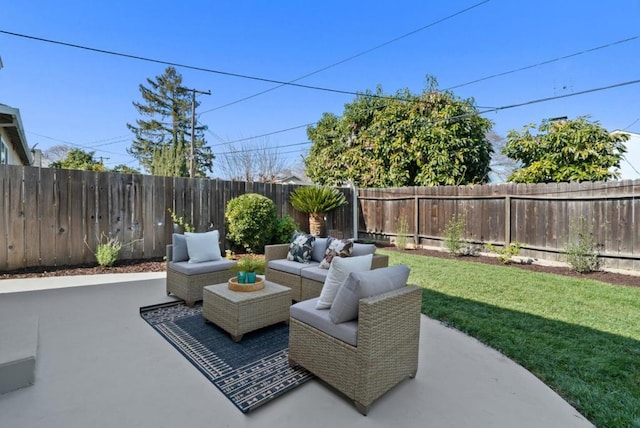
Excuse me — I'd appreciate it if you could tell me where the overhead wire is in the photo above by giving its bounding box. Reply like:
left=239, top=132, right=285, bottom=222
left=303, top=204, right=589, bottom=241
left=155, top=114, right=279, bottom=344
left=198, top=0, right=492, bottom=114
left=204, top=35, right=640, bottom=149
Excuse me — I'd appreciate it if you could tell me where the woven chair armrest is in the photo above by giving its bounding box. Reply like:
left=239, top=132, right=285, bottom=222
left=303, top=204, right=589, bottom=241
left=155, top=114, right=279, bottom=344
left=357, top=285, right=423, bottom=352
left=265, top=244, right=289, bottom=263
left=371, top=254, right=389, bottom=269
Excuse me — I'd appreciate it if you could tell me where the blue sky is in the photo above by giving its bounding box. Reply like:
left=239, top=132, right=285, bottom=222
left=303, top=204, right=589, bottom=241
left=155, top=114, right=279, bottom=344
left=1, top=0, right=639, bottom=178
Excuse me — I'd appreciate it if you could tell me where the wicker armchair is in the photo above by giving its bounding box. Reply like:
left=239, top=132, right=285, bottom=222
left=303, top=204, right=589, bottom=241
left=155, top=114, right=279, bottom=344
left=166, top=245, right=237, bottom=307
left=288, top=284, right=422, bottom=415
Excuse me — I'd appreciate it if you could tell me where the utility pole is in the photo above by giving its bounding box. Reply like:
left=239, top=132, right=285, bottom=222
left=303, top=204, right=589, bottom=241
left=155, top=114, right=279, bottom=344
left=181, top=87, right=211, bottom=178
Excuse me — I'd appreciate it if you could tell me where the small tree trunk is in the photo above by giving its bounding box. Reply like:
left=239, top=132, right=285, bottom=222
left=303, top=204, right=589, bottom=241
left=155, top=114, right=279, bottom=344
left=309, top=213, right=325, bottom=236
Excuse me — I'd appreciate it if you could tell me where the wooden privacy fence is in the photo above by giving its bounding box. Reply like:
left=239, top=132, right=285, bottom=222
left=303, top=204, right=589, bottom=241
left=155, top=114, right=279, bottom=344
left=0, top=165, right=354, bottom=271
left=358, top=180, right=640, bottom=271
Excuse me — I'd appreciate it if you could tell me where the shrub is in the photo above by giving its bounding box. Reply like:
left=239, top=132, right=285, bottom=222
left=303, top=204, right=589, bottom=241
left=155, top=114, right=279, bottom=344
left=273, top=215, right=300, bottom=244
left=225, top=193, right=277, bottom=253
left=395, top=216, right=409, bottom=250
left=94, top=234, right=122, bottom=267
left=486, top=241, right=521, bottom=264
left=444, top=214, right=466, bottom=255
left=289, top=186, right=347, bottom=214
left=168, top=208, right=195, bottom=232
left=566, top=217, right=601, bottom=273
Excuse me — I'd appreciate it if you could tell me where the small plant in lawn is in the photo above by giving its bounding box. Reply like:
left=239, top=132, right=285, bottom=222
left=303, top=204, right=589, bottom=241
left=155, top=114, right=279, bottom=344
left=395, top=216, right=409, bottom=250
left=486, top=241, right=521, bottom=264
left=168, top=208, right=195, bottom=232
left=443, top=214, right=467, bottom=256
left=566, top=216, right=601, bottom=273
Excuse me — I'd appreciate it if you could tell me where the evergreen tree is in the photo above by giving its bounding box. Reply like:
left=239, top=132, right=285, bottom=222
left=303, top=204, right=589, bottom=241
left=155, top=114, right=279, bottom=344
left=127, top=67, right=213, bottom=177
left=50, top=149, right=106, bottom=171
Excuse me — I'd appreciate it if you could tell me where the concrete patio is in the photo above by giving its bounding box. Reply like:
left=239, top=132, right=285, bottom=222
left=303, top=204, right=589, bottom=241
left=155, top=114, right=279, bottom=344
left=0, top=274, right=593, bottom=428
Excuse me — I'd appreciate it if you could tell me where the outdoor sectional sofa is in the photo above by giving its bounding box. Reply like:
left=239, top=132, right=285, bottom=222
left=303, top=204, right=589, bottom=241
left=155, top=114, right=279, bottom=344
left=264, top=238, right=389, bottom=302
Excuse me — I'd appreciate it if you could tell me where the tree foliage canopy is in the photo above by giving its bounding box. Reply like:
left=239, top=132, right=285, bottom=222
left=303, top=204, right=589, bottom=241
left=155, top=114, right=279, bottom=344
left=127, top=67, right=213, bottom=177
left=50, top=149, right=106, bottom=171
left=304, top=79, right=493, bottom=187
left=503, top=116, right=628, bottom=183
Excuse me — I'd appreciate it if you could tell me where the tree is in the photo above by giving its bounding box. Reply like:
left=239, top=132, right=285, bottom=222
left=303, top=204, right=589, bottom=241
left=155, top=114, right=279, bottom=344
left=304, top=78, right=493, bottom=187
left=50, top=149, right=106, bottom=171
left=218, top=137, right=289, bottom=182
left=127, top=67, right=213, bottom=177
left=111, top=164, right=140, bottom=174
left=43, top=144, right=73, bottom=164
left=503, top=116, right=628, bottom=183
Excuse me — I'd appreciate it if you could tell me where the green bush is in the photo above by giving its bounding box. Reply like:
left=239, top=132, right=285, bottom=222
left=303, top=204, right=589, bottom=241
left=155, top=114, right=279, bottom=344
left=95, top=235, right=122, bottom=267
left=225, top=193, right=277, bottom=253
left=395, top=216, right=409, bottom=250
left=444, top=214, right=466, bottom=255
left=566, top=217, right=601, bottom=273
left=486, top=241, right=521, bottom=264
left=273, top=215, right=300, bottom=244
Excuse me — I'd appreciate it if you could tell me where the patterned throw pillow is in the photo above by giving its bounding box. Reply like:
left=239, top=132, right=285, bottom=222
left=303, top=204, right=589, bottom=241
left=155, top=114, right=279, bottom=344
left=319, top=237, right=353, bottom=269
left=287, top=232, right=316, bottom=263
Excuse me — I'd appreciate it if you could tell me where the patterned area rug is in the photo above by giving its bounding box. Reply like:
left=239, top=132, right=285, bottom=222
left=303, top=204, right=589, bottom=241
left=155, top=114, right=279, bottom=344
left=140, top=301, right=313, bottom=413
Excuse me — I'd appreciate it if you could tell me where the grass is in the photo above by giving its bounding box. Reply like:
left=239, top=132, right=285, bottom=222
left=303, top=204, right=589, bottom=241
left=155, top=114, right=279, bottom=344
left=379, top=249, right=640, bottom=428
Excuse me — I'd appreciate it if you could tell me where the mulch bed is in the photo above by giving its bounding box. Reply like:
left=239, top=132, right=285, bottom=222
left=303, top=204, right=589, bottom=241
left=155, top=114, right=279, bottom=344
left=1, top=249, right=638, bottom=288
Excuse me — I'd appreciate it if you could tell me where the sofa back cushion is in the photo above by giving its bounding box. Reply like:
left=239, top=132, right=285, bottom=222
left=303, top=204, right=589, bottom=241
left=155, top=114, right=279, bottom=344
left=315, top=254, right=373, bottom=309
left=351, top=243, right=376, bottom=257
left=311, top=237, right=328, bottom=262
left=329, top=265, right=410, bottom=324
left=185, top=230, right=222, bottom=263
left=172, top=233, right=189, bottom=262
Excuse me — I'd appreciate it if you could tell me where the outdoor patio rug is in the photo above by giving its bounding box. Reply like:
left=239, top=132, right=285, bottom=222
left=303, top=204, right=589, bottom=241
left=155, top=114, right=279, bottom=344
left=140, top=301, right=313, bottom=413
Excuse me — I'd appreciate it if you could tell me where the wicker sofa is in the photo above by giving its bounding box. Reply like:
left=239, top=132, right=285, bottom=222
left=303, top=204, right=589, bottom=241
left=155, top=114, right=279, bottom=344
left=265, top=240, right=389, bottom=302
left=288, top=265, right=422, bottom=415
left=166, top=234, right=237, bottom=306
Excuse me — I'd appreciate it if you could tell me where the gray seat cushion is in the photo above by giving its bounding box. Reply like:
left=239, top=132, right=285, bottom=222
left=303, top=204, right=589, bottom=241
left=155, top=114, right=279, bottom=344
left=329, top=265, right=410, bottom=324
left=290, top=298, right=358, bottom=346
left=268, top=259, right=320, bottom=276
left=169, top=259, right=237, bottom=276
left=351, top=243, right=376, bottom=257
left=300, top=265, right=329, bottom=283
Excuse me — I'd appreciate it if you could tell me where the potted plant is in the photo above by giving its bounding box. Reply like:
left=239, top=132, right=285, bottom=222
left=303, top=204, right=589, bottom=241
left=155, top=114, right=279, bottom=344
left=236, top=255, right=259, bottom=283
left=289, top=186, right=347, bottom=236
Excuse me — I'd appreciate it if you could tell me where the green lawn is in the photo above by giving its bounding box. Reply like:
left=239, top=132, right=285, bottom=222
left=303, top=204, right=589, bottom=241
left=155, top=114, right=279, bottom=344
left=379, top=249, right=640, bottom=428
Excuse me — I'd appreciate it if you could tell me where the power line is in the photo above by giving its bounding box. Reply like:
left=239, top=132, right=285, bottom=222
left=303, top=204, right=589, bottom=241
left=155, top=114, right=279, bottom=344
left=624, top=117, right=639, bottom=131
left=445, top=35, right=639, bottom=90
left=28, top=131, right=133, bottom=158
left=199, top=0, right=491, bottom=114
left=210, top=123, right=315, bottom=148
left=204, top=38, right=640, bottom=149
left=0, top=29, right=443, bottom=102
left=216, top=141, right=311, bottom=156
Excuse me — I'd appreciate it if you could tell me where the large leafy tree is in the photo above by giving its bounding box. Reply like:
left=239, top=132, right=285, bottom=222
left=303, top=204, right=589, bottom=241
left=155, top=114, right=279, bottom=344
left=50, top=149, right=106, bottom=171
left=127, top=67, right=213, bottom=177
left=304, top=79, right=493, bottom=187
left=503, top=116, right=628, bottom=183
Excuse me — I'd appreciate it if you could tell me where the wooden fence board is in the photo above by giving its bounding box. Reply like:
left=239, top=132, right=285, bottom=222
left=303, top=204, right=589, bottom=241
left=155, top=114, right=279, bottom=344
left=6, top=166, right=25, bottom=270
left=23, top=166, right=40, bottom=266
left=0, top=165, right=7, bottom=268
left=39, top=168, right=57, bottom=266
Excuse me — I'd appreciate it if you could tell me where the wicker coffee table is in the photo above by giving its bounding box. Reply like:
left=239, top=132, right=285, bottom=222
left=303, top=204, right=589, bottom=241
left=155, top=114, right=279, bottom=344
left=202, top=280, right=292, bottom=342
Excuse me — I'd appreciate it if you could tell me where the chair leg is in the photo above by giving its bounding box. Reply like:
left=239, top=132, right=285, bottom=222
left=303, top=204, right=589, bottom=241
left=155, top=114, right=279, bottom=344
left=288, top=357, right=298, bottom=368
left=354, top=401, right=369, bottom=416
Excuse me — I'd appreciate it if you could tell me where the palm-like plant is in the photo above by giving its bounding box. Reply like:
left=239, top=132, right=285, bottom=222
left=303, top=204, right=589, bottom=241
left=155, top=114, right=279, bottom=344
left=289, top=186, right=347, bottom=236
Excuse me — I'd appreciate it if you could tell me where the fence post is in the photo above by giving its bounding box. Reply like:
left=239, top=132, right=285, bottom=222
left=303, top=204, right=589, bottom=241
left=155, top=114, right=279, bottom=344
left=504, top=196, right=511, bottom=246
left=414, top=195, right=419, bottom=247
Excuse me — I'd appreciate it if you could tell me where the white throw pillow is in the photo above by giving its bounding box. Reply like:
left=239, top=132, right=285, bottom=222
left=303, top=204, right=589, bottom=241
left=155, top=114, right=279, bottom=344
left=184, top=230, right=221, bottom=263
left=315, top=254, right=373, bottom=309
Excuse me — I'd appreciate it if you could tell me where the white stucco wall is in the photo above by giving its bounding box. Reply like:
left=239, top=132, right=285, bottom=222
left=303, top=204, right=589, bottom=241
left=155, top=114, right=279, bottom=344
left=618, top=132, right=640, bottom=180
